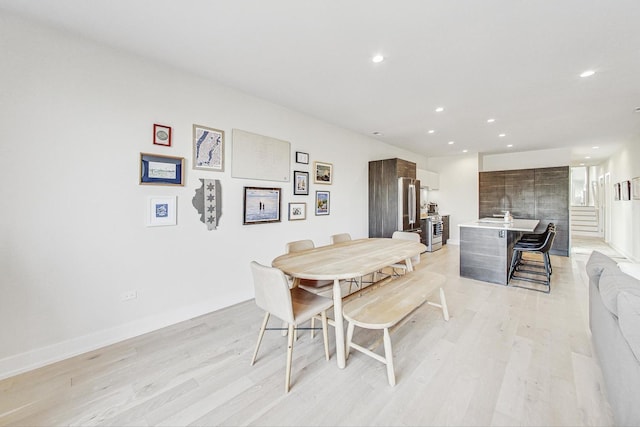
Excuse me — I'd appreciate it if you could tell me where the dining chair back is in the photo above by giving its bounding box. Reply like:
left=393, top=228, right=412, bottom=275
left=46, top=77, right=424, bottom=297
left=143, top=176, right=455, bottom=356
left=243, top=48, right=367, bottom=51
left=391, top=231, right=422, bottom=267
left=330, top=233, right=352, bottom=244
left=286, top=239, right=315, bottom=253
left=249, top=261, right=333, bottom=392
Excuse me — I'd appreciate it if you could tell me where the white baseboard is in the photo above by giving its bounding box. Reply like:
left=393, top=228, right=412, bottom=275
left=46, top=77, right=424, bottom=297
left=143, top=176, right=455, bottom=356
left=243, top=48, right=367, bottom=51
left=0, top=295, right=247, bottom=381
left=446, top=239, right=460, bottom=245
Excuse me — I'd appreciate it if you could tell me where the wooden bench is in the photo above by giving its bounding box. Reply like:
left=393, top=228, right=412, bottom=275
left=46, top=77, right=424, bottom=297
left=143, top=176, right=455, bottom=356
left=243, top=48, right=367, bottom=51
left=342, top=270, right=448, bottom=386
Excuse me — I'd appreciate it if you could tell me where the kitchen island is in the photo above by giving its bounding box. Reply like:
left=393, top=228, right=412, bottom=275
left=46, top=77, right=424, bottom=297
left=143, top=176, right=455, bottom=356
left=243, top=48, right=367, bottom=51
left=459, top=218, right=539, bottom=285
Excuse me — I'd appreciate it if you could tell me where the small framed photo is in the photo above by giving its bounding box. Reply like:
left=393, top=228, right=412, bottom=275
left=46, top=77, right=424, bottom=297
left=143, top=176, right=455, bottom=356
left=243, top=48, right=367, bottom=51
left=314, top=161, right=333, bottom=184
left=139, top=153, right=184, bottom=186
left=315, top=190, right=330, bottom=215
left=621, top=180, right=631, bottom=201
left=632, top=177, right=640, bottom=200
left=296, top=151, right=309, bottom=164
left=293, top=170, right=309, bottom=195
left=243, top=187, right=281, bottom=225
left=193, top=124, right=224, bottom=172
left=147, top=196, right=177, bottom=227
left=288, top=202, right=306, bottom=221
left=153, top=124, right=172, bottom=146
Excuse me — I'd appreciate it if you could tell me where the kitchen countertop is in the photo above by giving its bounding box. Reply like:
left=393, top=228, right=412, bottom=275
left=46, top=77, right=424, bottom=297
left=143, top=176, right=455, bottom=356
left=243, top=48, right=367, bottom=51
left=459, top=218, right=539, bottom=232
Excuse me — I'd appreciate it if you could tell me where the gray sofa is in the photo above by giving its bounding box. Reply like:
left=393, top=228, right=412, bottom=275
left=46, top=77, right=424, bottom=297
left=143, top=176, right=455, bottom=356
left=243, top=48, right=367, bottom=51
left=586, top=251, right=640, bottom=426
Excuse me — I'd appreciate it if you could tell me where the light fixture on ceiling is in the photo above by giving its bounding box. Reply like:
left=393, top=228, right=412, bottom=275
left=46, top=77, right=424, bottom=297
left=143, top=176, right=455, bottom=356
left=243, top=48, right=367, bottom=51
left=592, top=146, right=599, bottom=149
left=372, top=54, right=384, bottom=63
left=507, top=144, right=513, bottom=148
left=435, top=107, right=445, bottom=113
left=585, top=156, right=591, bottom=159
left=428, top=129, right=435, bottom=134
left=487, top=118, right=495, bottom=123
left=463, top=149, right=468, bottom=153
left=580, top=70, right=596, bottom=78
left=498, top=133, right=506, bottom=138
left=448, top=141, right=455, bottom=145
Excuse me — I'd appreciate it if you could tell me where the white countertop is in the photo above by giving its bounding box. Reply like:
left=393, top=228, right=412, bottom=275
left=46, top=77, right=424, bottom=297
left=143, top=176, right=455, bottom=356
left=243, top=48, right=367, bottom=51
left=459, top=218, right=539, bottom=232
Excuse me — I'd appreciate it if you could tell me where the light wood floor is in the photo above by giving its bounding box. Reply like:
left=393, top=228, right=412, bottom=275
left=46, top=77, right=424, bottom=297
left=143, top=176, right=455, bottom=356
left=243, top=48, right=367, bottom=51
left=1, top=238, right=619, bottom=426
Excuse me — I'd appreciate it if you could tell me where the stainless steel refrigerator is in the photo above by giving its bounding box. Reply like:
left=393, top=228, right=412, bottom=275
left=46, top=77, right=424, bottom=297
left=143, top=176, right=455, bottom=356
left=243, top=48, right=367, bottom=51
left=397, top=177, right=421, bottom=232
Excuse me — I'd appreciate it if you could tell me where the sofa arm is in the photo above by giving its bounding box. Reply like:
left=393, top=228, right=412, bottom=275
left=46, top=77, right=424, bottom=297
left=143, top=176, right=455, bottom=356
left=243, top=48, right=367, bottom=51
left=618, top=291, right=640, bottom=364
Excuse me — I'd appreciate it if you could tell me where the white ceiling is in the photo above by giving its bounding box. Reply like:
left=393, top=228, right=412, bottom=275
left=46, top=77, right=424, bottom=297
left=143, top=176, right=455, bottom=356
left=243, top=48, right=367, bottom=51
left=2, top=0, right=639, bottom=164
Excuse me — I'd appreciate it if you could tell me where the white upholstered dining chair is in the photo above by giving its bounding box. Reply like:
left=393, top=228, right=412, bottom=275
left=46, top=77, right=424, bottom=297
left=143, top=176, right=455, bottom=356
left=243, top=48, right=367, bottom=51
left=329, top=233, right=370, bottom=293
left=388, top=231, right=422, bottom=276
left=249, top=261, right=333, bottom=393
left=285, top=239, right=335, bottom=295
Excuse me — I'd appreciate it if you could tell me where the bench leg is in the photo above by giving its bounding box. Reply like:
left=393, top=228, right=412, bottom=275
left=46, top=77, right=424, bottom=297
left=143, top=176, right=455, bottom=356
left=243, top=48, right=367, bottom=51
left=322, top=311, right=330, bottom=361
left=427, top=287, right=450, bottom=321
left=439, top=288, right=449, bottom=321
left=383, top=328, right=396, bottom=386
left=345, top=321, right=355, bottom=360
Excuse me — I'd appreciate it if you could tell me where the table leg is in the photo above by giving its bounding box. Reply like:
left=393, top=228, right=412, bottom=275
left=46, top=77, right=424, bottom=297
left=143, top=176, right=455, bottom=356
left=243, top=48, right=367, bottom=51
left=333, top=278, right=346, bottom=369
left=405, top=257, right=414, bottom=272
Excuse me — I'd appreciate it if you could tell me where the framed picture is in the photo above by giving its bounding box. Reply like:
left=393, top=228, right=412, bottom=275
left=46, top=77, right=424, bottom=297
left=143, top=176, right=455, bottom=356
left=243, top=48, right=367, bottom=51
left=614, top=182, right=621, bottom=201
left=243, top=187, right=281, bottom=225
left=139, top=153, right=184, bottom=186
left=146, top=196, right=177, bottom=226
left=288, top=202, right=306, bottom=221
left=633, top=177, right=640, bottom=200
left=621, top=180, right=631, bottom=201
left=315, top=190, right=330, bottom=215
left=153, top=123, right=172, bottom=146
left=193, top=124, right=224, bottom=171
left=314, top=161, right=333, bottom=184
left=293, top=170, right=309, bottom=195
left=296, top=151, right=309, bottom=164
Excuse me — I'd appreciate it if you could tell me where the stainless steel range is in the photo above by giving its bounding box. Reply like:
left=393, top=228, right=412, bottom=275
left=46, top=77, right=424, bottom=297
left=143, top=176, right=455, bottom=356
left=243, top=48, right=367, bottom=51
left=426, top=215, right=443, bottom=252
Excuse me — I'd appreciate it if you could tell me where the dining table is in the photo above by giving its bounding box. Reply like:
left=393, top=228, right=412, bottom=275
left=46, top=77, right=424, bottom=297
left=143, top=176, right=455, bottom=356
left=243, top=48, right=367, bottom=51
left=271, top=237, right=426, bottom=369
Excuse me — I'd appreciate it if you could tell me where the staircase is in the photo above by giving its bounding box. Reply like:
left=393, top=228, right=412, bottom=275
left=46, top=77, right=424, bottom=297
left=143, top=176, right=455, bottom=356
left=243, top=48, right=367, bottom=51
left=570, top=206, right=600, bottom=237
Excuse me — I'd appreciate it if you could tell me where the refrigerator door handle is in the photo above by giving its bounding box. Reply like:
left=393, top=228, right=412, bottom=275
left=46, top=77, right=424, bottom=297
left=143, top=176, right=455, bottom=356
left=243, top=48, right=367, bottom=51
left=408, top=182, right=416, bottom=226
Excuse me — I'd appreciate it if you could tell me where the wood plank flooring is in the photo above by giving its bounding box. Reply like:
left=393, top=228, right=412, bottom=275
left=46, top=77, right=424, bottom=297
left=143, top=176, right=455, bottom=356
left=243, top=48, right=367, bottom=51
left=0, top=238, right=617, bottom=426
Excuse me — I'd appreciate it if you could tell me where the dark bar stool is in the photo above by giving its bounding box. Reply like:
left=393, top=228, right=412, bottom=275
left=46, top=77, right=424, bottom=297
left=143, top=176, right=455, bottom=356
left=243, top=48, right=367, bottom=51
left=508, top=228, right=556, bottom=293
left=515, top=223, right=555, bottom=274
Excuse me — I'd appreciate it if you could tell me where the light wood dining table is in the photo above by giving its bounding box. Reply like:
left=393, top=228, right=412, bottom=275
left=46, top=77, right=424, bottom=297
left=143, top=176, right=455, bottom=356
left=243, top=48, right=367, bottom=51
left=271, top=237, right=426, bottom=369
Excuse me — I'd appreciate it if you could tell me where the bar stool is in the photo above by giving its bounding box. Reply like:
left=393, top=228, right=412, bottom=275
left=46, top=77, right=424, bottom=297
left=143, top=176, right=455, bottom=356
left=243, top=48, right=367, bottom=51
left=515, top=223, right=555, bottom=274
left=508, top=229, right=556, bottom=293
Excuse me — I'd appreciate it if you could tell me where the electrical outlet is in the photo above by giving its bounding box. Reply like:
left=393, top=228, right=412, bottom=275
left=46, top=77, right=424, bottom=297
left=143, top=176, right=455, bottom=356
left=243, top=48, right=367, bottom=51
left=121, top=290, right=137, bottom=301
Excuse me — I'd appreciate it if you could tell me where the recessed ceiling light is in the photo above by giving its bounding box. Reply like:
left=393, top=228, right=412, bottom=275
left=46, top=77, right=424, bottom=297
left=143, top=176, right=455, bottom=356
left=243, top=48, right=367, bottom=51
left=435, top=107, right=445, bottom=113
left=507, top=144, right=513, bottom=148
left=592, top=146, right=599, bottom=149
left=448, top=141, right=455, bottom=145
left=585, top=156, right=591, bottom=159
left=487, top=118, right=495, bottom=123
left=498, top=133, right=506, bottom=138
left=428, top=129, right=435, bottom=134
left=463, top=149, right=468, bottom=153
left=372, top=55, right=384, bottom=63
left=372, top=131, right=383, bottom=136
left=580, top=70, right=596, bottom=78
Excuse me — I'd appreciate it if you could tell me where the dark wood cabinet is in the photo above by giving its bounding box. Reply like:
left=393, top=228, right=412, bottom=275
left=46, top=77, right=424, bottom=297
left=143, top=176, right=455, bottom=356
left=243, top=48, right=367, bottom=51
left=441, top=214, right=450, bottom=244
left=369, top=158, right=417, bottom=238
left=478, top=166, right=569, bottom=256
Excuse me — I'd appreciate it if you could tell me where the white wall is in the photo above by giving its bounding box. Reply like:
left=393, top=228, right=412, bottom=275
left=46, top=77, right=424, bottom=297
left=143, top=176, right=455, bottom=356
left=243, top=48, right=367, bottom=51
left=598, top=139, right=640, bottom=261
left=0, top=12, right=428, bottom=379
left=426, top=154, right=480, bottom=244
left=480, top=147, right=571, bottom=171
